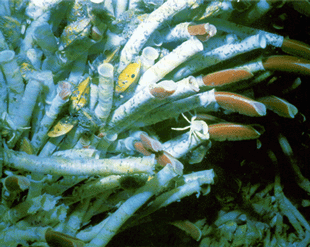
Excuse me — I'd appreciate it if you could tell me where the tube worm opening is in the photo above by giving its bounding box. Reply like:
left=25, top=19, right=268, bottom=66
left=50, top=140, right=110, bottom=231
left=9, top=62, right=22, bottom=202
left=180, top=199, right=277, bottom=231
left=282, top=39, right=310, bottom=60
left=140, top=133, right=163, bottom=153
left=98, top=63, right=114, bottom=78
left=209, top=123, right=263, bottom=141
left=202, top=69, right=253, bottom=88
left=215, top=92, right=266, bottom=117
left=0, top=50, right=15, bottom=63
left=142, top=47, right=159, bottom=62
left=150, top=80, right=177, bottom=99
left=134, top=141, right=153, bottom=156
left=258, top=95, right=298, bottom=118
left=262, top=55, right=310, bottom=75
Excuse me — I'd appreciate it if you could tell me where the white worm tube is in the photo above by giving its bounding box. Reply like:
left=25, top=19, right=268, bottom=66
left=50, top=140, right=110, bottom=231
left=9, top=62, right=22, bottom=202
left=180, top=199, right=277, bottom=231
left=39, top=135, right=65, bottom=157
left=206, top=18, right=284, bottom=48
left=0, top=70, right=7, bottom=115
left=14, top=79, right=41, bottom=129
left=108, top=137, right=136, bottom=154
left=8, top=78, right=42, bottom=148
left=31, top=84, right=71, bottom=154
left=0, top=50, right=25, bottom=119
left=43, top=175, right=88, bottom=196
left=134, top=169, right=215, bottom=219
left=172, top=34, right=267, bottom=81
left=163, top=130, right=210, bottom=159
left=0, top=226, right=49, bottom=246
left=107, top=130, right=148, bottom=154
left=137, top=38, right=203, bottom=90
left=95, top=63, right=114, bottom=125
left=68, top=53, right=88, bottom=86
left=160, top=22, right=192, bottom=43
left=33, top=22, right=58, bottom=56
left=86, top=163, right=182, bottom=247
left=5, top=150, right=156, bottom=176
left=113, top=0, right=128, bottom=19
left=0, top=0, right=10, bottom=16
left=140, top=47, right=159, bottom=74
left=52, top=148, right=100, bottom=159
left=0, top=30, right=9, bottom=50
left=58, top=199, right=90, bottom=236
left=135, top=89, right=218, bottom=127
left=90, top=82, right=99, bottom=110
left=107, top=81, right=177, bottom=133
left=244, top=0, right=271, bottom=24
left=119, top=0, right=204, bottom=71
left=95, top=132, right=118, bottom=155
left=70, top=175, right=122, bottom=203
left=57, top=126, right=83, bottom=151
left=21, top=12, right=50, bottom=56
left=26, top=48, right=43, bottom=70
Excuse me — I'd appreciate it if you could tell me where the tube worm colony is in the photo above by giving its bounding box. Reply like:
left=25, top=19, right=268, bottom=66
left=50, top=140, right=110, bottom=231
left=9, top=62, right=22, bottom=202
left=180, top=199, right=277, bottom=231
left=0, top=0, right=310, bottom=246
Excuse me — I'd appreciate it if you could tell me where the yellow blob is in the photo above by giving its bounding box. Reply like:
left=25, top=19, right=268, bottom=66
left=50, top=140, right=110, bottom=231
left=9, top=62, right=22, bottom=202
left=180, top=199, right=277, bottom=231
left=48, top=116, right=76, bottom=137
left=115, top=60, right=141, bottom=93
left=71, top=77, right=90, bottom=111
left=20, top=137, right=34, bottom=155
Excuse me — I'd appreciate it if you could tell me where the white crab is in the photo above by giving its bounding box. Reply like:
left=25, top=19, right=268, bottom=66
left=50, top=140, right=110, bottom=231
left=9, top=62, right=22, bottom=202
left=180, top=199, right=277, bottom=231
left=172, top=113, right=210, bottom=146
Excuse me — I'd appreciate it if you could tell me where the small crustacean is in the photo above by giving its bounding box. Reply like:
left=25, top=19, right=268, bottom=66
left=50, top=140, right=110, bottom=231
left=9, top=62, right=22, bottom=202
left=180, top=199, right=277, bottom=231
left=172, top=113, right=209, bottom=146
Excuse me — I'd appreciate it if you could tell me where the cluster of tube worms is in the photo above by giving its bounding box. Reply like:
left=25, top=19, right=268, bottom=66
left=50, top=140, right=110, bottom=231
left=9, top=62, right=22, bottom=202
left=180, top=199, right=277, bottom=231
left=1, top=0, right=310, bottom=246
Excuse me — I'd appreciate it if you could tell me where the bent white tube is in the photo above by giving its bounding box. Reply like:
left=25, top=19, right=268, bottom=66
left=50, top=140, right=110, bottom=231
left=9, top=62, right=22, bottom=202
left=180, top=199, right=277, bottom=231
left=107, top=81, right=177, bottom=133
left=137, top=38, right=203, bottom=90
left=160, top=22, right=192, bottom=43
left=0, top=50, right=25, bottom=119
left=27, top=48, right=43, bottom=70
left=172, top=34, right=267, bottom=81
left=0, top=226, right=49, bottom=246
left=0, top=70, right=7, bottom=115
left=90, top=82, right=99, bottom=110
left=113, top=0, right=128, bottom=19
left=86, top=163, right=182, bottom=247
left=137, top=170, right=215, bottom=216
left=135, top=89, right=218, bottom=127
left=140, top=47, right=159, bottom=74
left=5, top=149, right=156, bottom=176
left=38, top=135, right=65, bottom=157
left=163, top=131, right=210, bottom=158
left=31, top=94, right=69, bottom=154
left=95, top=63, right=114, bottom=124
left=8, top=79, right=42, bottom=148
left=119, top=0, right=204, bottom=71
left=206, top=17, right=284, bottom=48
